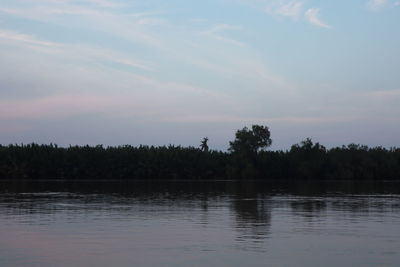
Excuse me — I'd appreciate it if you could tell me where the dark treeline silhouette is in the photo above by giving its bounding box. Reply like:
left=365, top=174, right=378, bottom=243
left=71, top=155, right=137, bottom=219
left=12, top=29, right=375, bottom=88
left=0, top=125, right=399, bottom=180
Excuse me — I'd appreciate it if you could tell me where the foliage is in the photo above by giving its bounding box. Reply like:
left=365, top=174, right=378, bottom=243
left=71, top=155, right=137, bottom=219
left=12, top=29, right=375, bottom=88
left=0, top=126, right=399, bottom=181
left=200, top=137, right=209, bottom=152
left=229, top=125, right=272, bottom=154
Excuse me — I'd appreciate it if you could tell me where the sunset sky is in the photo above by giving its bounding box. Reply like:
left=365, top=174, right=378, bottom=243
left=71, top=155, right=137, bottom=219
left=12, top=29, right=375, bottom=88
left=0, top=0, right=399, bottom=150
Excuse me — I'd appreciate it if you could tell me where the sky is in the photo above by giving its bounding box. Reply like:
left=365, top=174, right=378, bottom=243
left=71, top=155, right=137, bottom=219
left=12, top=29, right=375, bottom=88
left=0, top=0, right=399, bottom=150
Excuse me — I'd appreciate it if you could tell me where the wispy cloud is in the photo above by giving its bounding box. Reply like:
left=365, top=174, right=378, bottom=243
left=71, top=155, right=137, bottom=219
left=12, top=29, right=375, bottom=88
left=241, top=1, right=330, bottom=27
left=368, top=89, right=400, bottom=99
left=0, top=29, right=155, bottom=71
left=83, top=0, right=123, bottom=8
left=305, top=8, right=331, bottom=28
left=17, top=0, right=123, bottom=8
left=0, top=94, right=115, bottom=120
left=1, top=0, right=398, bottom=148
left=0, top=69, right=237, bottom=121
left=275, top=1, right=303, bottom=18
left=0, top=29, right=55, bottom=46
left=0, top=6, right=103, bottom=17
left=165, top=114, right=360, bottom=124
left=137, top=18, right=167, bottom=26
left=201, top=24, right=245, bottom=46
left=0, top=5, right=164, bottom=49
left=367, top=0, right=388, bottom=10
left=0, top=33, right=238, bottom=123
left=263, top=0, right=304, bottom=18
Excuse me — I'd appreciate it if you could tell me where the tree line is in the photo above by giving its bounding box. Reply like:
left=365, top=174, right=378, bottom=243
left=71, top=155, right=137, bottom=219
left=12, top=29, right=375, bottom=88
left=0, top=125, right=399, bottom=180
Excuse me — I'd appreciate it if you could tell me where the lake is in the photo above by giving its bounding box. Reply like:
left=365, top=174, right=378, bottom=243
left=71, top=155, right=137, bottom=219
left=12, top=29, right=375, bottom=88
left=1, top=180, right=400, bottom=267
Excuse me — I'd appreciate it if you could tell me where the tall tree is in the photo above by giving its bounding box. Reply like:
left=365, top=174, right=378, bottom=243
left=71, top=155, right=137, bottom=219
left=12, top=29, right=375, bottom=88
left=229, top=125, right=272, bottom=154
left=200, top=137, right=209, bottom=152
left=228, top=125, right=272, bottom=179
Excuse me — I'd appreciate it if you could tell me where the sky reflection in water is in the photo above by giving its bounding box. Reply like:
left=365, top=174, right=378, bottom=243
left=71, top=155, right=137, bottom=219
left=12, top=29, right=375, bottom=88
left=1, top=181, right=400, bottom=267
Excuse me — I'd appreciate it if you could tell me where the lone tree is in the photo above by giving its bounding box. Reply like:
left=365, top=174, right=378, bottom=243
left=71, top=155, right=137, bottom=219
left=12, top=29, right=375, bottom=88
left=229, top=125, right=272, bottom=154
left=200, top=137, right=209, bottom=152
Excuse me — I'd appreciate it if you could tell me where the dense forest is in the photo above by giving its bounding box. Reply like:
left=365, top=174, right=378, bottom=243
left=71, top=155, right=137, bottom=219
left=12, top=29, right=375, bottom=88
left=0, top=125, right=399, bottom=180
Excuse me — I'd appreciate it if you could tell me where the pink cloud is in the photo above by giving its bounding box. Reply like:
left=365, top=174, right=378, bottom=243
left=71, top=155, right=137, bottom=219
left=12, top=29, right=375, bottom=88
left=0, top=94, right=117, bottom=120
left=164, top=115, right=360, bottom=124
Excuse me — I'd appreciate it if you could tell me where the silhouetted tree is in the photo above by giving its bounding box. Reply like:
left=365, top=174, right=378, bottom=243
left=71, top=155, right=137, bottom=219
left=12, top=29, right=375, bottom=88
left=0, top=127, right=399, bottom=181
left=289, top=138, right=327, bottom=180
left=200, top=137, right=209, bottom=152
left=229, top=125, right=272, bottom=155
left=228, top=125, right=272, bottom=179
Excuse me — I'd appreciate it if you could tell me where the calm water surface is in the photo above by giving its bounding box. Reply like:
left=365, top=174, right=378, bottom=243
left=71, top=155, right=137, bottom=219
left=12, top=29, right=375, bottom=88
left=1, top=180, right=400, bottom=267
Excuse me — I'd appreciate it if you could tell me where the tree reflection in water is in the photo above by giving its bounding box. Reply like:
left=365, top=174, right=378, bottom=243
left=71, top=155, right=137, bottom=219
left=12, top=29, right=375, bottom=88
left=229, top=182, right=271, bottom=247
